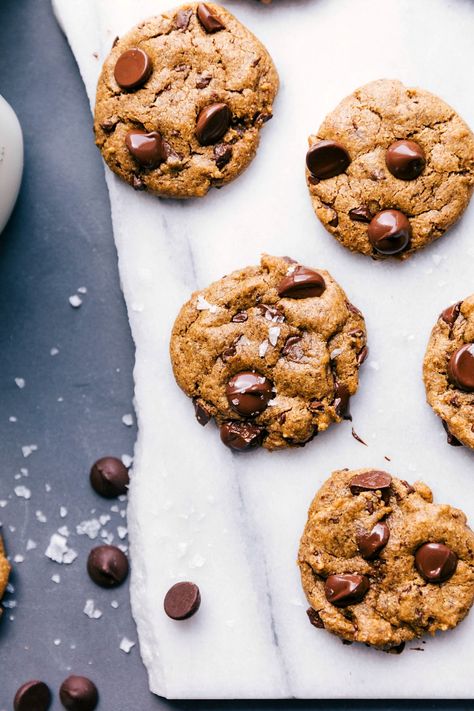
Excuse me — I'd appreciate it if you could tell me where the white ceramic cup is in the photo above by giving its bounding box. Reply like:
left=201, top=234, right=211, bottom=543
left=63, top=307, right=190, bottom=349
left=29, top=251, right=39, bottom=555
left=0, top=95, right=23, bottom=234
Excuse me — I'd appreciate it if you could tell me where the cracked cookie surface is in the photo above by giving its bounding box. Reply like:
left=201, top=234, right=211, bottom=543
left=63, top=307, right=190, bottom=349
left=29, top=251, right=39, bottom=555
left=170, top=254, right=367, bottom=451
left=298, top=468, right=474, bottom=649
left=306, top=79, right=474, bottom=259
left=424, top=294, right=474, bottom=448
left=94, top=3, right=278, bottom=198
left=0, top=536, right=10, bottom=621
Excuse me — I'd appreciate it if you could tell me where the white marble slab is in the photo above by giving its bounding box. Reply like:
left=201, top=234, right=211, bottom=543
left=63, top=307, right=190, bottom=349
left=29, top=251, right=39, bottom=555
left=53, top=0, right=474, bottom=699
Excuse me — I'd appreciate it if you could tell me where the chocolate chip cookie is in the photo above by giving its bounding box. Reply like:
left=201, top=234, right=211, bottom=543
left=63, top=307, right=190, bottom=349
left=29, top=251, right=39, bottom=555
left=306, top=79, right=474, bottom=259
left=298, top=468, right=474, bottom=649
left=423, top=295, right=474, bottom=448
left=170, top=254, right=367, bottom=451
left=0, top=535, right=10, bottom=619
left=94, top=3, right=279, bottom=198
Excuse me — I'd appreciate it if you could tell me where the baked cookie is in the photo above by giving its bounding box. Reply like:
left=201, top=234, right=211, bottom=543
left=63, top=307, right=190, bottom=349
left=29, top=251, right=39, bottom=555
left=424, top=295, right=474, bottom=448
left=170, top=254, right=367, bottom=451
left=94, top=3, right=278, bottom=198
left=0, top=535, right=10, bottom=620
left=305, top=79, right=474, bottom=259
left=298, top=468, right=474, bottom=649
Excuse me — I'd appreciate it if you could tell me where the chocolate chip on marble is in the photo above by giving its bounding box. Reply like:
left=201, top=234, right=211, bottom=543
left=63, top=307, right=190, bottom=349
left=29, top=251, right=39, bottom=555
left=176, top=8, right=192, bottom=29
left=334, top=382, right=351, bottom=419
left=90, top=456, right=129, bottom=498
left=87, top=545, right=129, bottom=588
left=59, top=677, right=98, bottom=711
left=196, top=103, right=231, bottom=145
left=324, top=574, right=369, bottom=607
left=349, top=206, right=372, bottom=223
left=277, top=266, right=325, bottom=299
left=231, top=311, right=248, bottom=323
left=220, top=421, right=263, bottom=450
left=114, top=48, right=152, bottom=90
left=258, top=304, right=285, bottom=322
left=306, top=140, right=351, bottom=180
left=350, top=470, right=392, bottom=494
left=214, top=143, right=233, bottom=169
left=14, top=681, right=52, bottom=711
left=442, top=420, right=463, bottom=447
left=385, top=140, right=426, bottom=180
left=226, top=371, right=273, bottom=417
left=282, top=335, right=304, bottom=361
left=448, top=344, right=474, bottom=391
left=356, top=522, right=390, bottom=559
left=197, top=3, right=225, bottom=32
left=193, top=399, right=212, bottom=426
left=440, top=301, right=462, bottom=328
left=125, top=130, right=166, bottom=167
left=368, top=209, right=412, bottom=255
left=415, top=543, right=458, bottom=583
left=164, top=581, right=201, bottom=619
left=306, top=608, right=324, bottom=628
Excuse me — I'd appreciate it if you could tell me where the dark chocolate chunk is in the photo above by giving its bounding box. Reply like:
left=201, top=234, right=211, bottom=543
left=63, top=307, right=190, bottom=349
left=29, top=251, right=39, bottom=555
left=277, top=266, right=325, bottom=299
left=447, top=344, right=474, bottom=392
left=214, top=143, right=233, bottom=169
left=226, top=371, right=273, bottom=417
left=125, top=130, right=166, bottom=167
left=306, top=140, right=351, bottom=180
left=196, top=103, right=231, bottom=145
left=220, top=421, right=263, bottom=450
left=306, top=607, right=324, bottom=628
left=440, top=301, right=462, bottom=328
left=14, top=681, right=52, bottom=711
left=114, top=48, right=152, bottom=90
left=59, top=676, right=98, bottom=711
left=175, top=9, right=192, bottom=29
left=90, top=457, right=129, bottom=498
left=197, top=3, right=225, bottom=32
left=385, top=140, right=426, bottom=180
left=164, top=581, right=201, bottom=619
left=87, top=545, right=129, bottom=588
left=349, top=206, right=372, bottom=223
left=356, top=522, right=390, bottom=559
left=350, top=470, right=392, bottom=494
left=368, top=209, right=411, bottom=255
left=324, top=574, right=369, bottom=607
left=415, top=542, right=457, bottom=583
left=193, top=399, right=212, bottom=426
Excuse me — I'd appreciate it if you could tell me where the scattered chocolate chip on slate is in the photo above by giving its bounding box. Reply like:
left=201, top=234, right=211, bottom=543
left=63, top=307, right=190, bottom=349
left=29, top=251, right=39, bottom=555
left=196, top=103, right=231, bottom=145
left=87, top=545, right=129, bottom=588
left=226, top=371, right=273, bottom=417
left=350, top=470, right=392, bottom=494
left=220, top=421, right=263, bottom=450
left=306, top=140, right=351, bottom=180
left=368, top=209, right=412, bottom=255
left=324, top=574, right=369, bottom=607
left=114, top=48, right=152, bottom=90
left=125, top=130, right=166, bottom=167
left=349, top=205, right=372, bottom=223
left=14, top=681, right=52, bottom=711
left=277, top=266, right=326, bottom=299
left=164, top=581, right=201, bottom=620
left=385, top=139, right=426, bottom=180
left=197, top=3, right=225, bottom=32
left=415, top=543, right=458, bottom=583
left=90, top=456, right=129, bottom=498
left=59, top=676, right=98, bottom=711
left=356, top=522, right=390, bottom=559
left=448, top=344, right=474, bottom=392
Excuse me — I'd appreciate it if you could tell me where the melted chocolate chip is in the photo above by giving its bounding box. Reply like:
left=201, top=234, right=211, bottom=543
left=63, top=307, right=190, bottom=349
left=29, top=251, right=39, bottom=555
left=220, top=421, right=263, bottom=450
left=164, top=581, right=201, bottom=619
left=368, top=209, right=412, bottom=255
left=385, top=140, right=426, bottom=180
left=59, top=677, right=98, bottom=711
left=441, top=301, right=462, bottom=329
left=349, top=206, right=372, bottom=223
left=282, top=335, right=304, bottom=361
left=87, top=545, right=129, bottom=588
left=226, top=371, right=273, bottom=417
left=415, top=542, right=458, bottom=583
left=306, top=140, right=351, bottom=180
left=306, top=607, right=324, bottom=629
left=356, top=522, right=390, bottom=559
left=231, top=311, right=248, bottom=323
left=448, top=344, right=474, bottom=391
left=196, top=103, right=231, bottom=145
left=197, top=3, right=225, bottom=32
left=125, top=130, right=166, bottom=167
left=14, top=681, right=52, bottom=711
left=193, top=399, right=211, bottom=426
left=350, top=470, right=392, bottom=494
left=214, top=143, right=233, bottom=169
left=324, top=574, right=369, bottom=607
left=114, top=48, right=152, bottom=90
left=277, top=266, right=326, bottom=299
left=90, top=457, right=129, bottom=498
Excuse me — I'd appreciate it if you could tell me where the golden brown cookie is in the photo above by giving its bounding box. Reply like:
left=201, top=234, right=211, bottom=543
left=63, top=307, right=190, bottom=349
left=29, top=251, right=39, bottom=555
left=299, top=468, right=474, bottom=650
left=0, top=535, right=10, bottom=620
left=306, top=79, right=474, bottom=259
left=94, top=3, right=279, bottom=198
left=423, top=295, right=474, bottom=448
left=170, top=254, right=367, bottom=451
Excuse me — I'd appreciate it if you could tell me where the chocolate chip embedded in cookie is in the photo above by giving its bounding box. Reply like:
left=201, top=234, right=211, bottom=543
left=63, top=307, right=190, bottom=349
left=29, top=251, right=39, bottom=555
left=298, top=468, right=474, bottom=649
left=170, top=254, right=368, bottom=451
left=0, top=535, right=10, bottom=620
left=423, top=294, right=474, bottom=448
left=94, top=3, right=279, bottom=198
left=306, top=79, right=474, bottom=259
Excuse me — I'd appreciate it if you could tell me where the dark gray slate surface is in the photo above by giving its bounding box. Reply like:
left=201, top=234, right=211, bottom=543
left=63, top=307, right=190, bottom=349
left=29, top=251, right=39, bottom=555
left=0, top=0, right=464, bottom=708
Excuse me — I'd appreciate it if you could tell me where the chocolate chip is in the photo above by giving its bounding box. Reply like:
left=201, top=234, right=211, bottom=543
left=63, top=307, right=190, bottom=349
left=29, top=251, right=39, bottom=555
left=309, top=399, right=324, bottom=412
left=164, top=581, right=201, bottom=619
left=220, top=421, right=263, bottom=450
left=415, top=543, right=457, bottom=583
left=87, top=545, right=129, bottom=588
left=231, top=311, right=248, bottom=323
left=368, top=209, right=412, bottom=255
left=14, top=681, right=52, bottom=711
left=282, top=335, right=304, bottom=361
left=226, top=371, right=273, bottom=417
left=306, top=607, right=324, bottom=628
left=385, top=140, right=426, bottom=180
left=357, top=346, right=369, bottom=366
left=132, top=175, right=146, bottom=190
left=222, top=345, right=237, bottom=361
left=328, top=214, right=339, bottom=227
left=114, top=48, right=152, bottom=90
left=334, top=382, right=351, bottom=420
left=196, top=103, right=231, bottom=145
left=356, top=522, right=390, bottom=559
left=90, top=457, right=129, bottom=498
left=324, top=574, right=369, bottom=607
left=214, top=143, right=233, bottom=169
left=349, top=206, right=372, bottom=223
left=59, top=676, right=98, bottom=711
left=350, top=470, right=392, bottom=494
left=258, top=304, right=285, bottom=322
left=448, top=344, right=474, bottom=391
left=441, top=301, right=462, bottom=328
left=442, top=420, right=463, bottom=447
left=351, top=427, right=367, bottom=446
left=193, top=399, right=211, bottom=426
left=306, top=140, right=351, bottom=180
left=277, top=266, right=326, bottom=299
left=346, top=301, right=362, bottom=316
left=401, top=480, right=415, bottom=494
left=176, top=8, right=192, bottom=29
left=196, top=74, right=212, bottom=89
left=125, top=130, right=166, bottom=167
left=197, top=3, right=225, bottom=32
